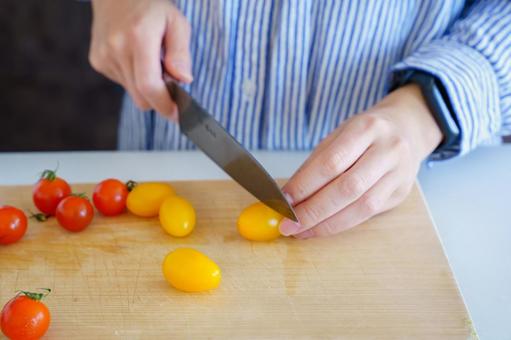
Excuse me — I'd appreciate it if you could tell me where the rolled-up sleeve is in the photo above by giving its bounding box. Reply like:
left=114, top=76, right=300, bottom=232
left=392, top=0, right=511, bottom=159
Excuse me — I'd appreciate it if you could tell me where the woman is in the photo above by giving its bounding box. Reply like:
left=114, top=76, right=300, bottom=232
left=89, top=0, right=511, bottom=238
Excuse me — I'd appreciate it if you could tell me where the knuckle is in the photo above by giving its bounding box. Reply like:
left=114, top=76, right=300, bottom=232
left=297, top=203, right=323, bottom=227
left=339, top=173, right=365, bottom=198
left=361, top=114, right=378, bottom=129
left=321, top=149, right=347, bottom=177
left=362, top=114, right=387, bottom=132
left=288, top=186, right=306, bottom=203
left=328, top=194, right=344, bottom=212
left=361, top=196, right=381, bottom=216
left=136, top=77, right=158, bottom=96
left=285, top=177, right=310, bottom=203
left=106, top=33, right=125, bottom=52
left=320, top=221, right=340, bottom=237
left=360, top=194, right=382, bottom=215
left=389, top=135, right=410, bottom=154
left=130, top=22, right=149, bottom=42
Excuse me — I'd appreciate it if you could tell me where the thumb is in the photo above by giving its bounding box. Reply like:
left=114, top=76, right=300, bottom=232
left=163, top=13, right=193, bottom=83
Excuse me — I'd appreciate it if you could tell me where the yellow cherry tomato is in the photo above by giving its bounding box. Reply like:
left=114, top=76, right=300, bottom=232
left=162, top=248, right=221, bottom=292
left=159, top=196, right=196, bottom=237
left=237, top=201, right=284, bottom=241
left=126, top=182, right=174, bottom=217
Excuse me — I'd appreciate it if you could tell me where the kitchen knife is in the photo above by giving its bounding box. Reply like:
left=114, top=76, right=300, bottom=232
left=163, top=78, right=298, bottom=222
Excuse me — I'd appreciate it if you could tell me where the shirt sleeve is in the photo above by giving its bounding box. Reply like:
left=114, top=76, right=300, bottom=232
left=392, top=0, right=511, bottom=160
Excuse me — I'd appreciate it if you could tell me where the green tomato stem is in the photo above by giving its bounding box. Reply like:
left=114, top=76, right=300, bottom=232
left=29, top=211, right=50, bottom=222
left=126, top=180, right=138, bottom=192
left=39, top=163, right=60, bottom=181
left=40, top=169, right=57, bottom=181
left=17, top=288, right=51, bottom=301
left=71, top=193, right=88, bottom=200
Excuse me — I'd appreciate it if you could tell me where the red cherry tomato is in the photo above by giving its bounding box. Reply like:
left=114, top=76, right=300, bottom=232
left=55, top=195, right=94, bottom=232
left=0, top=206, right=28, bottom=245
left=32, top=169, right=71, bottom=215
left=93, top=179, right=128, bottom=216
left=1, top=289, right=51, bottom=340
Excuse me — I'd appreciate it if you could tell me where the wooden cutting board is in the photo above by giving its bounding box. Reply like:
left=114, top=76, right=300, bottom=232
left=0, top=181, right=472, bottom=339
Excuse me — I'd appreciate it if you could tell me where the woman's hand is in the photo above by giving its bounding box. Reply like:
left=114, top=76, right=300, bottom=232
left=89, top=0, right=192, bottom=120
left=280, top=84, right=443, bottom=239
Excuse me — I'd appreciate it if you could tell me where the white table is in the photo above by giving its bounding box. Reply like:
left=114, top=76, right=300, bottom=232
left=1, top=147, right=509, bottom=339
left=418, top=146, right=511, bottom=340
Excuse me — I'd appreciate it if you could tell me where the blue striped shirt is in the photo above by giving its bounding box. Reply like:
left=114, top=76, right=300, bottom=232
left=119, top=0, right=511, bottom=160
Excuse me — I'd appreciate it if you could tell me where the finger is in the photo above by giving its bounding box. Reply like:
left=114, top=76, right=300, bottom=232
left=132, top=29, right=178, bottom=119
left=89, top=44, right=124, bottom=85
left=89, top=34, right=150, bottom=110
left=294, top=170, right=398, bottom=239
left=109, top=64, right=125, bottom=85
left=97, top=62, right=124, bottom=85
left=163, top=13, right=193, bottom=83
left=384, top=179, right=415, bottom=211
left=91, top=53, right=142, bottom=109
left=280, top=141, right=398, bottom=236
left=291, top=125, right=344, bottom=176
left=282, top=115, right=382, bottom=206
left=299, top=116, right=370, bottom=173
left=111, top=66, right=145, bottom=111
left=118, top=52, right=151, bottom=111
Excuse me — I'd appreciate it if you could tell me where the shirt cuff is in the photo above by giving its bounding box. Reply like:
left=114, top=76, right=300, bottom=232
left=392, top=39, right=501, bottom=160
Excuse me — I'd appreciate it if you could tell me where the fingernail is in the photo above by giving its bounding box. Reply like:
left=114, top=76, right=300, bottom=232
left=294, top=229, right=315, bottom=240
left=279, top=218, right=301, bottom=236
left=171, top=60, right=193, bottom=82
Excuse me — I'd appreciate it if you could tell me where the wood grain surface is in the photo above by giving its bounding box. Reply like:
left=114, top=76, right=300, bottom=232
left=0, top=181, right=472, bottom=339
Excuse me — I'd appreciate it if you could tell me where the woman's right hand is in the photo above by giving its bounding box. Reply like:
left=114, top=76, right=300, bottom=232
left=89, top=0, right=193, bottom=120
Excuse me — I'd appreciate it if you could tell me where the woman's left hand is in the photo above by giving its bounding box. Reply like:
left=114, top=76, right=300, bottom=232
left=280, top=84, right=443, bottom=239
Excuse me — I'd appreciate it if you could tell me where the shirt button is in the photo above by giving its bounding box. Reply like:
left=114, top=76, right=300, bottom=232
left=242, top=79, right=256, bottom=99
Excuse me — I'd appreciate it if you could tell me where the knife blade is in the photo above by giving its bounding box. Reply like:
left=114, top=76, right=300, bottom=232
left=164, top=79, right=297, bottom=222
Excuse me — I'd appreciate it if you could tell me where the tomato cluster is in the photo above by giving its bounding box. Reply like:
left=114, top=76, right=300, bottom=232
left=32, top=169, right=95, bottom=234
left=2, top=166, right=288, bottom=337
left=1, top=168, right=202, bottom=244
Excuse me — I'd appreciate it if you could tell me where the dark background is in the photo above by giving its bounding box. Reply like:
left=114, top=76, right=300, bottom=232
left=0, top=0, right=123, bottom=151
